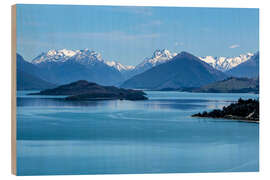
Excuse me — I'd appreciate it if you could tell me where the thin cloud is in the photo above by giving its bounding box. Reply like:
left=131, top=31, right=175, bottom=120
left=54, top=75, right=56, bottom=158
left=137, top=20, right=163, bottom=29
left=17, top=37, right=52, bottom=47
left=229, top=44, right=240, bottom=49
left=174, top=42, right=184, bottom=46
left=20, top=31, right=161, bottom=47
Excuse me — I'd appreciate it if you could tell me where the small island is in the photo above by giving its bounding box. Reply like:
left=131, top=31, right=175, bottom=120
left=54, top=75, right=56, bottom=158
left=29, top=80, right=148, bottom=101
left=192, top=98, right=259, bottom=122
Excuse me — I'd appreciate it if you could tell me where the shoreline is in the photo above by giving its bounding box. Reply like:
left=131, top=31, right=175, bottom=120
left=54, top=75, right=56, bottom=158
left=192, top=115, right=259, bottom=123
left=144, top=89, right=259, bottom=95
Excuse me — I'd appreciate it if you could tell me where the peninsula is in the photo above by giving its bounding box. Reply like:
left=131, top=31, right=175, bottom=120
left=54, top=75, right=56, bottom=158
left=192, top=98, right=259, bottom=122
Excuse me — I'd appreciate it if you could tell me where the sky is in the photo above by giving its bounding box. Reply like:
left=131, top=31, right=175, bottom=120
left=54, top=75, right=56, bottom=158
left=16, top=4, right=259, bottom=66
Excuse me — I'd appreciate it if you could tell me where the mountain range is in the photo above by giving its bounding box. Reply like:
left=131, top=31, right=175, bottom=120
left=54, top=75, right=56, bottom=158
left=226, top=52, right=259, bottom=78
left=124, top=49, right=177, bottom=79
left=199, top=53, right=254, bottom=72
left=32, top=49, right=125, bottom=85
left=121, top=52, right=226, bottom=90
left=31, top=48, right=257, bottom=75
left=16, top=49, right=259, bottom=90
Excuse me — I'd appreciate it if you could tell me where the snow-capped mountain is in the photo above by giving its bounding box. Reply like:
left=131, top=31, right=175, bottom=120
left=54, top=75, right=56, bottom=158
left=32, top=48, right=253, bottom=76
left=32, top=49, right=126, bottom=85
left=123, top=49, right=255, bottom=80
left=106, top=61, right=135, bottom=72
left=135, top=49, right=177, bottom=71
left=33, top=49, right=134, bottom=73
left=33, top=49, right=104, bottom=64
left=199, top=53, right=254, bottom=72
left=226, top=52, right=259, bottom=78
left=29, top=48, right=257, bottom=86
left=121, top=51, right=226, bottom=89
left=127, top=49, right=177, bottom=77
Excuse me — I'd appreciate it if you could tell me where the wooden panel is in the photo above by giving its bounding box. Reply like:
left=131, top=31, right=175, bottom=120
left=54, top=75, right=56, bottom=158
left=11, top=4, right=16, bottom=175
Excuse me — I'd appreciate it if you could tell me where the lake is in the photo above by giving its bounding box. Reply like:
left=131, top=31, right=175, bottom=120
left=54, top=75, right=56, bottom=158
left=16, top=91, right=259, bottom=175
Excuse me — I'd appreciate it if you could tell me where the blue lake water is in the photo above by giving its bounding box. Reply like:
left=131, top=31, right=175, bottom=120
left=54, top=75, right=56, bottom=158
left=16, top=91, right=259, bottom=175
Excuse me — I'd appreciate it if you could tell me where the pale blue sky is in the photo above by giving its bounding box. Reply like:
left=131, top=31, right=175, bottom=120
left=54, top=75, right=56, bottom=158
left=16, top=4, right=259, bottom=66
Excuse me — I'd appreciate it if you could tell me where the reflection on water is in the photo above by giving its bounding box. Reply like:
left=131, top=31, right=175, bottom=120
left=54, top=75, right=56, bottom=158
left=16, top=91, right=259, bottom=175
left=17, top=97, right=209, bottom=110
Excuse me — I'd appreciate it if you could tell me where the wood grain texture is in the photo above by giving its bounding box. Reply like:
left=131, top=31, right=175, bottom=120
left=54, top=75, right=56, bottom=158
left=11, top=4, right=16, bottom=175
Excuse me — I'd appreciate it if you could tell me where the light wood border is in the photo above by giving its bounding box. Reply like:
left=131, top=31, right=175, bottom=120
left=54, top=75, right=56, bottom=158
left=11, top=4, right=17, bottom=175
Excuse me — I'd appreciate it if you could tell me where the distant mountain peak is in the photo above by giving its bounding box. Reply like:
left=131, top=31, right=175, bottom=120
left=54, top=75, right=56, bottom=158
left=47, top=49, right=77, bottom=57
left=32, top=49, right=104, bottom=64
left=177, top=51, right=197, bottom=58
left=121, top=51, right=226, bottom=90
left=137, top=49, right=176, bottom=69
left=76, top=49, right=102, bottom=60
left=199, top=52, right=255, bottom=72
left=152, top=49, right=173, bottom=59
left=106, top=61, right=135, bottom=72
left=121, top=49, right=179, bottom=79
left=226, top=52, right=259, bottom=78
